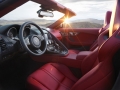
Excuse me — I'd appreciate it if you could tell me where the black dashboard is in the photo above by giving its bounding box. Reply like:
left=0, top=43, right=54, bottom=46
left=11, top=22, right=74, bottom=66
left=0, top=24, right=68, bottom=62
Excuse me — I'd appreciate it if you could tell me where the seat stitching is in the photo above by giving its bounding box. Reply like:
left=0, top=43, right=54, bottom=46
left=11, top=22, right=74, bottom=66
left=31, top=77, right=50, bottom=90
left=50, top=64, right=77, bottom=83
left=56, top=76, right=66, bottom=90
left=41, top=68, right=70, bottom=89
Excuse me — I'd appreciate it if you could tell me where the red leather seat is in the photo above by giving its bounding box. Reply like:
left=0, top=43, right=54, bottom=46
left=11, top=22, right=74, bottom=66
left=27, top=28, right=120, bottom=90
left=27, top=63, right=78, bottom=90
left=69, top=11, right=112, bottom=54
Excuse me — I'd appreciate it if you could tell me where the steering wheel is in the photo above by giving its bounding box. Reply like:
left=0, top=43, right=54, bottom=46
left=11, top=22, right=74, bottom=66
left=19, top=22, right=47, bottom=56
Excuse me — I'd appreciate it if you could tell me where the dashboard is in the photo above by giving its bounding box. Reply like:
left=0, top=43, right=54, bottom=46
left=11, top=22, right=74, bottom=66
left=0, top=24, right=68, bottom=62
left=43, top=29, right=68, bottom=55
left=7, top=25, right=30, bottom=39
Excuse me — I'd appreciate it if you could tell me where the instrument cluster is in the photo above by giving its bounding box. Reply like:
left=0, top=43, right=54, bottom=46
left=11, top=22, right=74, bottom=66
left=7, top=27, right=17, bottom=39
left=7, top=26, right=30, bottom=39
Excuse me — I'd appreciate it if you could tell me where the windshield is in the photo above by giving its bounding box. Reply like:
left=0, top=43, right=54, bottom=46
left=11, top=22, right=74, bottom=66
left=0, top=1, right=64, bottom=27
left=59, top=0, right=114, bottom=28
left=0, top=0, right=115, bottom=28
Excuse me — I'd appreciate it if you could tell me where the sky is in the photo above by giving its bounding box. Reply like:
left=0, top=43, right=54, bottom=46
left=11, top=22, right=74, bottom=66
left=1, top=0, right=115, bottom=20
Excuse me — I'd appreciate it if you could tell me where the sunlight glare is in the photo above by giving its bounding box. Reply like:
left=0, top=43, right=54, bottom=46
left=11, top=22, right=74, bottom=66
left=64, top=18, right=69, bottom=24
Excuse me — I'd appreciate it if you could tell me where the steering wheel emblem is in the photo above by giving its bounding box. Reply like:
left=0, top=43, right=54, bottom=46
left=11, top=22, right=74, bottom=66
left=33, top=37, right=40, bottom=46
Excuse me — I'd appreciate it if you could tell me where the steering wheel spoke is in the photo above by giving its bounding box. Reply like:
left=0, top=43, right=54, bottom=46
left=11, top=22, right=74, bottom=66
left=37, top=35, right=45, bottom=41
left=35, top=49, right=42, bottom=54
left=25, top=36, right=30, bottom=45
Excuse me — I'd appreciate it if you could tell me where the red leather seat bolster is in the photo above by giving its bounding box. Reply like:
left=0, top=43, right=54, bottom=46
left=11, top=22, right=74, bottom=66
left=71, top=60, right=114, bottom=90
left=81, top=48, right=98, bottom=75
left=27, top=63, right=78, bottom=90
left=98, top=30, right=120, bottom=62
left=104, top=11, right=112, bottom=25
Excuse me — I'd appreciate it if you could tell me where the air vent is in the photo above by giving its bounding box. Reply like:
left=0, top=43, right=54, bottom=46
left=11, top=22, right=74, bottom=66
left=0, top=38, right=7, bottom=52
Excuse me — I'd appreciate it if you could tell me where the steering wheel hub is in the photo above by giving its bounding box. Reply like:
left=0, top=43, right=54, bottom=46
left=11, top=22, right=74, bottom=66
left=29, top=35, right=41, bottom=49
left=33, top=36, right=40, bottom=45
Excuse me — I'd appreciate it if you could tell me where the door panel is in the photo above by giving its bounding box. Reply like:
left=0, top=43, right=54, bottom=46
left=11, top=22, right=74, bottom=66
left=49, top=29, right=62, bottom=40
left=60, top=28, right=99, bottom=47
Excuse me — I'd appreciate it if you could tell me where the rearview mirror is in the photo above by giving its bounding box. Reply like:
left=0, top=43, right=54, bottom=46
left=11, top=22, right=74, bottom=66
left=37, top=10, right=54, bottom=17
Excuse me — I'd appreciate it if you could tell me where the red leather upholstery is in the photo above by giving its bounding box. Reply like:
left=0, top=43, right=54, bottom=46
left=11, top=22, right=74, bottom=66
left=98, top=29, right=120, bottom=62
left=68, top=49, right=80, bottom=54
left=71, top=59, right=114, bottom=90
left=69, top=11, right=112, bottom=53
left=80, top=48, right=99, bottom=75
left=104, top=11, right=112, bottom=26
left=76, top=51, right=92, bottom=61
left=27, top=27, right=120, bottom=90
left=89, top=11, right=112, bottom=51
left=27, top=63, right=78, bottom=90
left=98, top=30, right=109, bottom=47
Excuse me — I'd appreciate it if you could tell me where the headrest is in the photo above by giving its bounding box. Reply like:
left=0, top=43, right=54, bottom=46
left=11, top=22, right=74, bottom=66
left=104, top=11, right=112, bottom=25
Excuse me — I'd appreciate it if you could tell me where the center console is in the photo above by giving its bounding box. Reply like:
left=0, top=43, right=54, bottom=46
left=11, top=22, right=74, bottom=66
left=44, top=29, right=69, bottom=56
left=31, top=50, right=92, bottom=68
left=76, top=51, right=92, bottom=60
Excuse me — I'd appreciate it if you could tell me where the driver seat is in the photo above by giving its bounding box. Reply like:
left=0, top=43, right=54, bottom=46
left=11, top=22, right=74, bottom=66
left=27, top=29, right=120, bottom=90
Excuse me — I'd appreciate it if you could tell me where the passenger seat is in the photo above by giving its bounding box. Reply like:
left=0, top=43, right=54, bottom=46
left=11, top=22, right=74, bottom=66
left=69, top=11, right=112, bottom=54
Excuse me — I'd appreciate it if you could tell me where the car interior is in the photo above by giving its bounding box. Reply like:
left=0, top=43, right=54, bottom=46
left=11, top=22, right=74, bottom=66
left=0, top=0, right=120, bottom=90
left=64, top=11, right=112, bottom=54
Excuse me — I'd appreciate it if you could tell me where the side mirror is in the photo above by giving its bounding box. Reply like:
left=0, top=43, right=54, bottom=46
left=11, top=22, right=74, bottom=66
left=37, top=10, right=54, bottom=17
